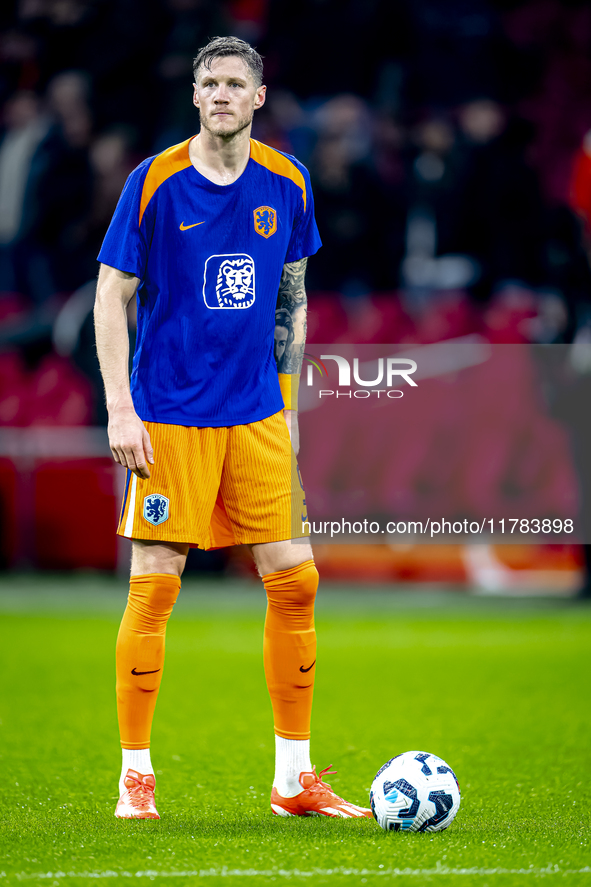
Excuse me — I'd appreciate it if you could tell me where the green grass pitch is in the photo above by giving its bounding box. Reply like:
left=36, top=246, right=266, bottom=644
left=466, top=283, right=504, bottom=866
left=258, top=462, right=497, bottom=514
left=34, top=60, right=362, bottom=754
left=0, top=574, right=590, bottom=886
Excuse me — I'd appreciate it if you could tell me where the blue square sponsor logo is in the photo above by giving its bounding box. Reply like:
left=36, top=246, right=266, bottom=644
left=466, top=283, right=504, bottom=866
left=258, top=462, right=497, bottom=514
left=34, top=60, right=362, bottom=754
left=143, top=494, right=169, bottom=526
left=203, top=253, right=256, bottom=309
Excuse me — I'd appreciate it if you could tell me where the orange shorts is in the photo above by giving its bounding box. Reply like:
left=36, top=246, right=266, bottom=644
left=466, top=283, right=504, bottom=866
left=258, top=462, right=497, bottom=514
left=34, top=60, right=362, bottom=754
left=117, top=411, right=309, bottom=550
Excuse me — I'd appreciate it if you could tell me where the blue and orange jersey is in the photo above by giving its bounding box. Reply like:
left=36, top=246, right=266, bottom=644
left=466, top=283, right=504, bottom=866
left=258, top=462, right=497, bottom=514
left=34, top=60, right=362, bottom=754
left=98, top=137, right=321, bottom=427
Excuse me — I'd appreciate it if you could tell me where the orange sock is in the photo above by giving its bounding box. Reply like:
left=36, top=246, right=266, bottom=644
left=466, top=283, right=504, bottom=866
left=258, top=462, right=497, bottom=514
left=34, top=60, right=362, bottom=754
left=263, top=559, right=319, bottom=740
left=116, top=573, right=181, bottom=749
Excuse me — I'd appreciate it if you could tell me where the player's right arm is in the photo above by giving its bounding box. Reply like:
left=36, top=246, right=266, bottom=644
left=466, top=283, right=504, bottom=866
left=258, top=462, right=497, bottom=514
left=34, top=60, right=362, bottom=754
left=94, top=263, right=154, bottom=479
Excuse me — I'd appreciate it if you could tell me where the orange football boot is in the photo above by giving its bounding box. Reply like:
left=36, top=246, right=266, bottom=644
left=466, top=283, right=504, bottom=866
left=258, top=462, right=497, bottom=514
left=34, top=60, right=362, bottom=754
left=271, top=765, right=372, bottom=818
left=115, top=769, right=160, bottom=819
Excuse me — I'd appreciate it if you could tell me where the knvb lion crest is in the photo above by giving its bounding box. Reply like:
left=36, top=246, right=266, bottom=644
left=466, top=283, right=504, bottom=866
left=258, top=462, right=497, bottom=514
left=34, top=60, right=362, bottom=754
left=253, top=206, right=277, bottom=238
left=203, top=253, right=256, bottom=309
left=143, top=494, right=169, bottom=526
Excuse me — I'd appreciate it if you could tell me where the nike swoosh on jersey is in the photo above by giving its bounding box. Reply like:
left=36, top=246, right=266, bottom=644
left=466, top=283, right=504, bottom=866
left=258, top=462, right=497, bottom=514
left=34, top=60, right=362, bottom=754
left=179, top=221, right=205, bottom=230
left=131, top=667, right=161, bottom=675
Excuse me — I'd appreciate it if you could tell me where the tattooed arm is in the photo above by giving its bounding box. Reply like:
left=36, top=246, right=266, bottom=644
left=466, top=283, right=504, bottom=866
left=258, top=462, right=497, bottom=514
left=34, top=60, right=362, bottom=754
left=275, top=257, right=308, bottom=373
left=275, top=257, right=308, bottom=453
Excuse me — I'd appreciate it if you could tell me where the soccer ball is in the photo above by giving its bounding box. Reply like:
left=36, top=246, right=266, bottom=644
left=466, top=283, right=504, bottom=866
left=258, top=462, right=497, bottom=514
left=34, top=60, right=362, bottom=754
left=370, top=751, right=460, bottom=832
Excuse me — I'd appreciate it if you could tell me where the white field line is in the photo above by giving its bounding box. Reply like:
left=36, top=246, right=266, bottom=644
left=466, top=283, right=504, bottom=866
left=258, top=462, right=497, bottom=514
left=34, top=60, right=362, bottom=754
left=1, top=865, right=590, bottom=879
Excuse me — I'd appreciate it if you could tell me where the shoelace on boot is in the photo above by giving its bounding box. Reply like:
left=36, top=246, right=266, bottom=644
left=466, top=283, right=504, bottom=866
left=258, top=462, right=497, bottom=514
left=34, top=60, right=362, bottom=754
left=126, top=778, right=155, bottom=808
left=306, top=765, right=338, bottom=793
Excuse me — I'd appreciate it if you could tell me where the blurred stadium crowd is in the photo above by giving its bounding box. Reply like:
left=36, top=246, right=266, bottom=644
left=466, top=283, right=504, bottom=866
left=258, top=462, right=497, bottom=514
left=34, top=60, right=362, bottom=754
left=1, top=0, right=591, bottom=424
left=2, top=0, right=591, bottom=584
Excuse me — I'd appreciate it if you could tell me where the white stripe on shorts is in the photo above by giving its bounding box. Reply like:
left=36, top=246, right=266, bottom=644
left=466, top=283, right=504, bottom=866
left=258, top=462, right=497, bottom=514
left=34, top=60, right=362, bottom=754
left=123, top=474, right=138, bottom=538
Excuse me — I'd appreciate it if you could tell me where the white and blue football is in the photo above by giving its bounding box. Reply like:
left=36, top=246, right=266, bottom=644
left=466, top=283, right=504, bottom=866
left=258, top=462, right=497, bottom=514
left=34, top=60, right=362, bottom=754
left=370, top=751, right=461, bottom=832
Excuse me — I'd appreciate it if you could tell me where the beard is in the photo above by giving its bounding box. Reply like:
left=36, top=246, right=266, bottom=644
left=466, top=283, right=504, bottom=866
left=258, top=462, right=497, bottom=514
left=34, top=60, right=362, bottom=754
left=200, top=109, right=254, bottom=140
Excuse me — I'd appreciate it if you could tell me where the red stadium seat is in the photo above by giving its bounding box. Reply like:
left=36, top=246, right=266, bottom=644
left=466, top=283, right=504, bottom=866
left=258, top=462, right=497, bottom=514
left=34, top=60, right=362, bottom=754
left=0, top=352, right=93, bottom=427
left=0, top=457, right=17, bottom=567
left=34, top=459, right=118, bottom=570
left=306, top=293, right=350, bottom=344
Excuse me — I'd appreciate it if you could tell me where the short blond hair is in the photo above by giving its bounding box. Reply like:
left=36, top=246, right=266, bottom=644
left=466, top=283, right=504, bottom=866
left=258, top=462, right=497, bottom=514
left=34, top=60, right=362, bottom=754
left=193, top=36, right=263, bottom=86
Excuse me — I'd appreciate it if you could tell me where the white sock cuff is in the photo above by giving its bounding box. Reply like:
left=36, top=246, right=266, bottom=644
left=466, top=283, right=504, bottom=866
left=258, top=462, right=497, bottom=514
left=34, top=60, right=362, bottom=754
left=274, top=736, right=312, bottom=781
left=122, top=747, right=153, bottom=774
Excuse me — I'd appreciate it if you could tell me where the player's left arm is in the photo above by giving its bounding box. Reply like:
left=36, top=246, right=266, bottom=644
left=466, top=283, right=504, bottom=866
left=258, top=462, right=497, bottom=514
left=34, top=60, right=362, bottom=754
left=276, top=256, right=308, bottom=455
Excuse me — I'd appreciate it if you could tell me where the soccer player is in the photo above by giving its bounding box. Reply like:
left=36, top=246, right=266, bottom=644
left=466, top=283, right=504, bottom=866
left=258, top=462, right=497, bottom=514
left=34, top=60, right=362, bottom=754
left=94, top=36, right=371, bottom=821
